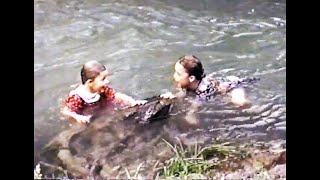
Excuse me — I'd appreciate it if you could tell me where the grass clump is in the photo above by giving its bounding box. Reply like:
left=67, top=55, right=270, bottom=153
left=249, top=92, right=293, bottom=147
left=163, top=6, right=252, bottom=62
left=160, top=138, right=248, bottom=179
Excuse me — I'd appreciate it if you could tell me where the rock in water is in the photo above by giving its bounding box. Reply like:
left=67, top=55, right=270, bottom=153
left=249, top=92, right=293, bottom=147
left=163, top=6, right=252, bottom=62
left=124, top=96, right=174, bottom=124
left=40, top=95, right=175, bottom=178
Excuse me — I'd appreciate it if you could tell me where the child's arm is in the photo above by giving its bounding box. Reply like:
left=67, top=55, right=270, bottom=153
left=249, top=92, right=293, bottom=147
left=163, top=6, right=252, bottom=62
left=61, top=94, right=92, bottom=123
left=114, top=92, right=147, bottom=106
left=213, top=80, right=249, bottom=106
left=104, top=86, right=146, bottom=107
left=160, top=88, right=186, bottom=99
left=61, top=107, right=92, bottom=123
left=208, top=79, right=228, bottom=95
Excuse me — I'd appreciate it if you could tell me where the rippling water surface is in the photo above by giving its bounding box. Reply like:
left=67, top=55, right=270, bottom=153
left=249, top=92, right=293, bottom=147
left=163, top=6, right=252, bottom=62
left=34, top=0, right=286, bottom=171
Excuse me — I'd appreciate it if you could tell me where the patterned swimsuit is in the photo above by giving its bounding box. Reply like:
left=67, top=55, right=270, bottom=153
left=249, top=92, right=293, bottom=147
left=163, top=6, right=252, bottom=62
left=65, top=85, right=117, bottom=116
left=195, top=75, right=259, bottom=101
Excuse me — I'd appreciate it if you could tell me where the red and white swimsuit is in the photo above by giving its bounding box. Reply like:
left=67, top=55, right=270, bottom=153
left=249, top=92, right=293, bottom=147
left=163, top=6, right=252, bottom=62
left=65, top=85, right=117, bottom=117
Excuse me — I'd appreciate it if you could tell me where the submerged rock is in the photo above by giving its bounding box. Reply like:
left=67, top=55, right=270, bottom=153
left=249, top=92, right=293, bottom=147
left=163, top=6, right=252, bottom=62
left=39, top=93, right=286, bottom=179
left=125, top=96, right=173, bottom=124
left=40, top=95, right=175, bottom=178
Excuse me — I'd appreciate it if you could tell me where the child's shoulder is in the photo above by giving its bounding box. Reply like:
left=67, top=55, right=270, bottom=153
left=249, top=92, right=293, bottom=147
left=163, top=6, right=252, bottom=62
left=198, top=76, right=218, bottom=91
left=66, top=86, right=83, bottom=100
left=68, top=85, right=100, bottom=104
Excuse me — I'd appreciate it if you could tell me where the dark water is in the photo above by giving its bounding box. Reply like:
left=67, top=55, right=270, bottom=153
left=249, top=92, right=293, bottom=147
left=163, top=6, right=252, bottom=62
left=34, top=0, right=286, bottom=175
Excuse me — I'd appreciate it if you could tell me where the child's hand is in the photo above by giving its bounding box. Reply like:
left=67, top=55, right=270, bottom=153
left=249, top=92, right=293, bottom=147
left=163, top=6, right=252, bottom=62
left=75, top=115, right=92, bottom=123
left=160, top=92, right=176, bottom=99
left=230, top=88, right=249, bottom=106
left=62, top=107, right=92, bottom=124
left=131, top=100, right=148, bottom=107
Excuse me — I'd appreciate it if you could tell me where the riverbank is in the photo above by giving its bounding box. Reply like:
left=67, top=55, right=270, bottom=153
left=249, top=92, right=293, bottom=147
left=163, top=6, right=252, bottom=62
left=35, top=138, right=286, bottom=179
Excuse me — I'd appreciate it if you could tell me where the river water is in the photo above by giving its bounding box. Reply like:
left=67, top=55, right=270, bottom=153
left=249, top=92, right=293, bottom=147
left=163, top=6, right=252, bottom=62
left=34, top=0, right=286, bottom=174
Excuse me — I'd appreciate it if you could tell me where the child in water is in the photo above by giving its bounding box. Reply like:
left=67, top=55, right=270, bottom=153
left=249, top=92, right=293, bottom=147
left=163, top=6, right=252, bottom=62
left=62, top=60, right=147, bottom=123
left=161, top=55, right=258, bottom=106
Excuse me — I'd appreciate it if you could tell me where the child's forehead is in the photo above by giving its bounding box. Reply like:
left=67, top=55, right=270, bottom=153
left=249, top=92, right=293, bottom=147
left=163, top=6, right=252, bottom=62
left=89, top=64, right=106, bottom=72
left=175, top=62, right=187, bottom=72
left=86, top=61, right=106, bottom=70
left=100, top=69, right=109, bottom=75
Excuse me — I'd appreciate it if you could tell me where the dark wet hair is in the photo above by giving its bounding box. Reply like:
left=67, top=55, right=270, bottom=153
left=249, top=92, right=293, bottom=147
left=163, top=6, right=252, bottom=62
left=178, top=55, right=205, bottom=81
left=80, top=61, right=106, bottom=84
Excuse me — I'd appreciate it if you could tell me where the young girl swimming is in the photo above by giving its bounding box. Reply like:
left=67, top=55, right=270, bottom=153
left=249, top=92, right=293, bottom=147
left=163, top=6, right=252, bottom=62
left=62, top=60, right=147, bottom=123
left=161, top=55, right=258, bottom=106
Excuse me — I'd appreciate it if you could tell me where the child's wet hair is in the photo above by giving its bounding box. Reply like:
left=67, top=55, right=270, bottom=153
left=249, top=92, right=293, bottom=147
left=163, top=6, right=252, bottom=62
left=80, top=60, right=106, bottom=84
left=178, top=55, right=205, bottom=80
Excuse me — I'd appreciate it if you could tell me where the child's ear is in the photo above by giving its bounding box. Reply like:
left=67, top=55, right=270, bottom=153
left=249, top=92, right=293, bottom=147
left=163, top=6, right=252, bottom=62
left=189, top=75, right=196, bottom=82
left=85, top=79, right=93, bottom=86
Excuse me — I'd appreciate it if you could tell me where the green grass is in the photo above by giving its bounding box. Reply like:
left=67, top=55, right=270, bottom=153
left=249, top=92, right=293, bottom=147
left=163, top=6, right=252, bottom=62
left=159, top=138, right=248, bottom=179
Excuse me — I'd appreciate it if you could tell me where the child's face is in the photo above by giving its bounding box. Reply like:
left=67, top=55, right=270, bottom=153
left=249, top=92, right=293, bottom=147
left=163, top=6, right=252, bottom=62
left=173, top=62, right=192, bottom=89
left=91, top=70, right=110, bottom=93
